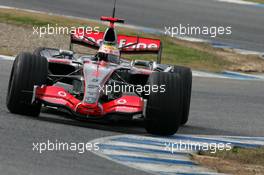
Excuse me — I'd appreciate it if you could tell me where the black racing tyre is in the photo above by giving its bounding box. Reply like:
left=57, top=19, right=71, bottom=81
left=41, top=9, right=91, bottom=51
left=6, top=52, right=48, bottom=116
left=173, top=66, right=192, bottom=125
left=145, top=72, right=184, bottom=136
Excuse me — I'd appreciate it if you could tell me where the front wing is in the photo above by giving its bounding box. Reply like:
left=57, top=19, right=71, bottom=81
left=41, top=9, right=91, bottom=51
left=35, top=86, right=143, bottom=117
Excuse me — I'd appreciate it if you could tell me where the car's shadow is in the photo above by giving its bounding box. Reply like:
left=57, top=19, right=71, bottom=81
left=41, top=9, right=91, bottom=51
left=13, top=107, right=241, bottom=136
left=38, top=107, right=148, bottom=135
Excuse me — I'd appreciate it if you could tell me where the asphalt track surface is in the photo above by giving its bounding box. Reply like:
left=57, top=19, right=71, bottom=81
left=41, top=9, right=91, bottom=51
left=1, top=59, right=264, bottom=175
left=0, top=0, right=263, bottom=52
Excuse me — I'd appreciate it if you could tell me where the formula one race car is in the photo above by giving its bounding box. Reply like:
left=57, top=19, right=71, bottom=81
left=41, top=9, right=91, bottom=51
left=6, top=10, right=192, bottom=136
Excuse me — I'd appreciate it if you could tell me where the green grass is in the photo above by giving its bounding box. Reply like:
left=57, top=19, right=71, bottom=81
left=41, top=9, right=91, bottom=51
left=243, top=0, right=264, bottom=3
left=125, top=38, right=229, bottom=71
left=0, top=13, right=52, bottom=26
left=162, top=39, right=229, bottom=71
left=0, top=8, right=232, bottom=72
left=0, top=8, right=106, bottom=28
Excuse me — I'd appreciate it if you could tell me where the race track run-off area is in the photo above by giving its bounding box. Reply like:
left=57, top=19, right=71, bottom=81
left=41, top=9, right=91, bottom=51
left=90, top=134, right=264, bottom=175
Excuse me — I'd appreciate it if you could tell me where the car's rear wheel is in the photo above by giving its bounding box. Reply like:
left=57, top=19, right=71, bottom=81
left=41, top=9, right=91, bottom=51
left=144, top=72, right=184, bottom=135
left=174, top=66, right=192, bottom=125
left=6, top=52, right=48, bottom=116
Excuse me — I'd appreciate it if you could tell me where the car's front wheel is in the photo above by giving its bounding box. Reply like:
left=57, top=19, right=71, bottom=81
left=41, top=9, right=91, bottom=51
left=144, top=72, right=184, bottom=135
left=6, top=52, right=48, bottom=116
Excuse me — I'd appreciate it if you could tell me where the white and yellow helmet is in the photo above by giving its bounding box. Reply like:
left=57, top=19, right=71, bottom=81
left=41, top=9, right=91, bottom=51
left=97, top=44, right=120, bottom=63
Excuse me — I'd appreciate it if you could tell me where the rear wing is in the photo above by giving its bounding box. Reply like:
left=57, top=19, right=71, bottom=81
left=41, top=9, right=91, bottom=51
left=70, top=30, right=163, bottom=63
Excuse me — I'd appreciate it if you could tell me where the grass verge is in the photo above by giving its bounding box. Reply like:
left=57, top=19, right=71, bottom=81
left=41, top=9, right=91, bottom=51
left=193, top=147, right=264, bottom=175
left=0, top=8, right=263, bottom=72
left=244, top=0, right=264, bottom=3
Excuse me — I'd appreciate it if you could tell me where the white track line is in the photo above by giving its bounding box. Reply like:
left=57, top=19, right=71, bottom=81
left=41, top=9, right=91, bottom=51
left=216, top=0, right=260, bottom=5
left=0, top=55, right=15, bottom=61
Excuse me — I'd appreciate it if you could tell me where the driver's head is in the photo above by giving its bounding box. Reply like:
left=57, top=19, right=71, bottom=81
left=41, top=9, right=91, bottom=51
left=97, top=52, right=108, bottom=61
left=97, top=44, right=120, bottom=62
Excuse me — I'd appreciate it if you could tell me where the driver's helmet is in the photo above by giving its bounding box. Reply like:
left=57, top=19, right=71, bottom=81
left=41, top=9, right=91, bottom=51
left=97, top=44, right=120, bottom=63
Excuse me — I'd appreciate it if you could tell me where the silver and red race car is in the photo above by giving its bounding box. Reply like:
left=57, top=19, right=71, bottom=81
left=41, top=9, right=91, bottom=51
left=6, top=13, right=192, bottom=136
